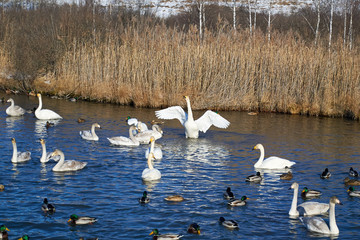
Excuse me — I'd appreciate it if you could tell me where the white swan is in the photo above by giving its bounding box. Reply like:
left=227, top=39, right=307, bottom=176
left=39, top=139, right=60, bottom=163
left=127, top=117, right=148, bottom=131
left=11, top=138, right=31, bottom=163
left=142, top=137, right=161, bottom=181
left=145, top=137, right=163, bottom=160
left=289, top=182, right=329, bottom=217
left=107, top=126, right=140, bottom=146
left=80, top=123, right=101, bottom=141
left=35, top=93, right=62, bottom=120
left=253, top=143, right=296, bottom=169
left=135, top=124, right=163, bottom=144
left=51, top=149, right=87, bottom=172
left=300, top=196, right=342, bottom=235
left=155, top=96, right=230, bottom=138
left=6, top=98, right=26, bottom=116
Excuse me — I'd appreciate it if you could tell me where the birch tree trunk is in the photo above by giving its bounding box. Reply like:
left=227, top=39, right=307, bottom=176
left=267, top=0, right=271, bottom=42
left=329, top=0, right=334, bottom=51
left=233, top=0, right=236, bottom=30
left=314, top=0, right=321, bottom=46
left=348, top=0, right=353, bottom=50
left=248, top=0, right=252, bottom=36
left=343, top=0, right=347, bottom=48
left=254, top=0, right=257, bottom=31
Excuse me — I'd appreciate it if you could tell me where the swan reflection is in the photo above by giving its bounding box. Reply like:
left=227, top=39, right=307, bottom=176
left=35, top=119, right=61, bottom=138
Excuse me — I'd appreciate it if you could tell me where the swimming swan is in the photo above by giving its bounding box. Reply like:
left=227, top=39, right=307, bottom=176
left=6, top=98, right=26, bottom=116
left=142, top=137, right=161, bottom=181
left=253, top=144, right=296, bottom=169
left=35, top=93, right=62, bottom=120
left=155, top=96, right=230, bottom=138
left=300, top=196, right=342, bottom=235
left=145, top=137, right=163, bottom=160
left=11, top=138, right=31, bottom=163
left=51, top=149, right=87, bottom=172
left=40, top=139, right=60, bottom=163
left=135, top=124, right=163, bottom=144
left=289, top=182, right=329, bottom=217
left=80, top=123, right=101, bottom=141
left=107, top=126, right=140, bottom=146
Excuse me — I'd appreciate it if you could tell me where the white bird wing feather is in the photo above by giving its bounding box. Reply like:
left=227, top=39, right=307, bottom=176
left=300, top=216, right=329, bottom=233
left=80, top=130, right=92, bottom=138
left=127, top=118, right=138, bottom=126
left=155, top=106, right=187, bottom=126
left=195, top=110, right=230, bottom=133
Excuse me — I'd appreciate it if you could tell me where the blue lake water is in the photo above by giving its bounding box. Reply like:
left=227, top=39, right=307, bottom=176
left=0, top=94, right=360, bottom=239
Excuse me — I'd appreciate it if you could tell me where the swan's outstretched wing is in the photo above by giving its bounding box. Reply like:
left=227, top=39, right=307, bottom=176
left=195, top=110, right=230, bottom=133
left=155, top=106, right=187, bottom=126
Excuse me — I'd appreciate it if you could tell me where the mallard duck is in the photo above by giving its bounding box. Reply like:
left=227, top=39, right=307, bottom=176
left=11, top=138, right=31, bottom=163
left=347, top=186, right=360, bottom=197
left=223, top=187, right=235, bottom=200
left=80, top=123, right=101, bottom=141
left=149, top=229, right=182, bottom=239
left=18, top=234, right=29, bottom=240
left=151, top=120, right=164, bottom=125
left=0, top=225, right=9, bottom=239
left=245, top=172, right=262, bottom=182
left=289, top=182, right=329, bottom=217
left=35, top=93, right=62, bottom=120
left=6, top=98, right=26, bottom=116
left=68, top=214, right=97, bottom=225
left=349, top=167, right=359, bottom=177
left=228, top=196, right=249, bottom=207
left=344, top=177, right=360, bottom=186
left=253, top=144, right=296, bottom=169
left=139, top=191, right=150, bottom=203
left=155, top=96, right=230, bottom=138
left=187, top=223, right=200, bottom=234
left=280, top=171, right=293, bottom=180
left=164, top=195, right=184, bottom=202
left=42, top=198, right=55, bottom=213
left=301, top=187, right=322, bottom=199
left=219, top=217, right=238, bottom=229
left=77, top=118, right=85, bottom=123
left=51, top=149, right=87, bottom=172
left=300, top=196, right=342, bottom=235
left=320, top=168, right=331, bottom=179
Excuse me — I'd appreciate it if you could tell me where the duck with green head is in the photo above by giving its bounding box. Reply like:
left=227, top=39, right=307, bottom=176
left=139, top=191, right=150, bottom=203
left=187, top=223, right=200, bottom=234
left=149, top=229, right=182, bottom=239
left=18, top=235, right=29, bottom=240
left=0, top=225, right=9, bottom=239
left=228, top=196, right=249, bottom=207
left=68, top=214, right=97, bottom=225
left=347, top=186, right=360, bottom=197
left=301, top=187, right=322, bottom=199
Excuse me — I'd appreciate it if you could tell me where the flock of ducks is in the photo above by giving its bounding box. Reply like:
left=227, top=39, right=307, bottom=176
left=2, top=94, right=360, bottom=239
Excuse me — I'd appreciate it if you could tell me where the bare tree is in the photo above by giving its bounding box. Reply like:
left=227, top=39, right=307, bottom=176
left=233, top=0, right=236, bottom=30
left=248, top=0, right=252, bottom=35
left=194, top=0, right=205, bottom=41
left=348, top=0, right=355, bottom=50
left=267, top=0, right=272, bottom=42
left=329, top=0, right=334, bottom=50
left=253, top=0, right=257, bottom=31
left=314, top=0, right=321, bottom=46
left=343, top=0, right=348, bottom=48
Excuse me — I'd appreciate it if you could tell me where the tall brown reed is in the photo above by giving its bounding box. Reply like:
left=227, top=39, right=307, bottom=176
left=45, top=23, right=359, bottom=118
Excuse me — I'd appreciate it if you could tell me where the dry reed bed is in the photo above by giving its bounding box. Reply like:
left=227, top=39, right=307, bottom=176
left=30, top=25, right=360, bottom=118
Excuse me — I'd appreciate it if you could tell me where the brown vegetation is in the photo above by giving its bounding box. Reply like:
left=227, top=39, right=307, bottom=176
left=0, top=2, right=359, bottom=118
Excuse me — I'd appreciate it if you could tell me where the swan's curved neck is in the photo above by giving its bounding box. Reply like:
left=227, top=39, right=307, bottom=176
left=129, top=126, right=138, bottom=143
left=329, top=202, right=339, bottom=234
left=9, top=99, right=14, bottom=107
left=12, top=141, right=18, bottom=162
left=289, top=185, right=299, bottom=216
left=52, top=152, right=65, bottom=171
left=40, top=143, right=47, bottom=162
left=186, top=97, right=194, bottom=121
left=91, top=124, right=98, bottom=138
left=147, top=141, right=155, bottom=169
left=254, top=146, right=265, bottom=168
left=36, top=95, right=43, bottom=112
